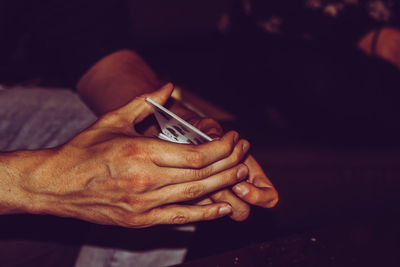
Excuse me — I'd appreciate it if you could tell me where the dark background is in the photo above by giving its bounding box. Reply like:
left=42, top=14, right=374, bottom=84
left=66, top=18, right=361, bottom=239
left=1, top=0, right=400, bottom=265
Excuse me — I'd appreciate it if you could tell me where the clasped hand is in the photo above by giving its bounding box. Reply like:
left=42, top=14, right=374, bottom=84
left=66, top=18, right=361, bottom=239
left=24, top=84, right=253, bottom=228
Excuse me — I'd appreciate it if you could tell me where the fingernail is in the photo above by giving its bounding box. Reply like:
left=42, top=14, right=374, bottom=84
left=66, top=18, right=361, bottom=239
left=233, top=184, right=249, bottom=196
left=219, top=205, right=232, bottom=216
left=237, top=165, right=248, bottom=180
left=242, top=141, right=250, bottom=153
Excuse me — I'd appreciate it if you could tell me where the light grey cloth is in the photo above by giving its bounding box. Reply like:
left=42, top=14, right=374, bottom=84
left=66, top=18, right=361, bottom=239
left=75, top=224, right=195, bottom=267
left=0, top=87, right=192, bottom=267
left=76, top=247, right=188, bottom=267
left=0, top=87, right=97, bottom=151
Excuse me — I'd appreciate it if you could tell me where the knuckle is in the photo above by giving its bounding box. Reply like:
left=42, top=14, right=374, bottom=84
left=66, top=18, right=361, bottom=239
left=188, top=166, right=213, bottom=181
left=123, top=212, right=154, bottom=228
left=128, top=209, right=162, bottom=228
left=131, top=176, right=154, bottom=192
left=183, top=183, right=206, bottom=199
left=171, top=214, right=189, bottom=224
left=114, top=211, right=137, bottom=226
left=186, top=152, right=206, bottom=168
left=120, top=141, right=142, bottom=157
left=127, top=196, right=149, bottom=213
left=116, top=195, right=144, bottom=214
left=126, top=215, right=145, bottom=227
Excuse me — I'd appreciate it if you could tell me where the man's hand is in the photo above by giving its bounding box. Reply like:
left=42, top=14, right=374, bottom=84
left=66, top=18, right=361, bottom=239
left=75, top=49, right=278, bottom=222
left=188, top=117, right=279, bottom=221
left=0, top=84, right=252, bottom=228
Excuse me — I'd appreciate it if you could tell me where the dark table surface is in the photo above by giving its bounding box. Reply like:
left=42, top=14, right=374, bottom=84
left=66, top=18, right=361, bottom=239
left=179, top=130, right=400, bottom=267
left=177, top=218, right=400, bottom=267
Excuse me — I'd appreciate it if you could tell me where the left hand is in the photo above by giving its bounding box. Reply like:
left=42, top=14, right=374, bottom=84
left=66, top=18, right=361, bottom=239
left=139, top=101, right=278, bottom=221
left=189, top=117, right=279, bottom=221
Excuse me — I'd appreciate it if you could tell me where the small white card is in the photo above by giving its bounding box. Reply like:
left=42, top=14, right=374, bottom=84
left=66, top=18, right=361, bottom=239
left=146, top=97, right=213, bottom=145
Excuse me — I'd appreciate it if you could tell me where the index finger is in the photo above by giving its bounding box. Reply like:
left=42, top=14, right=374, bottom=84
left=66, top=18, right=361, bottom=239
left=149, top=131, right=239, bottom=168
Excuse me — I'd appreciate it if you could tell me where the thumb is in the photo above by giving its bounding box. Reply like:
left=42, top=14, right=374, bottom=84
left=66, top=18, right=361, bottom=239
left=115, top=82, right=174, bottom=124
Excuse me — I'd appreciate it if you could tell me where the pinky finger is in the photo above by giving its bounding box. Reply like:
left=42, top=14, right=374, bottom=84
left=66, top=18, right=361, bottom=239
left=145, top=203, right=233, bottom=225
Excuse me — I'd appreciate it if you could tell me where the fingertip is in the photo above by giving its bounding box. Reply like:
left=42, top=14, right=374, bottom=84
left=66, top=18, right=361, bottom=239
left=148, top=82, right=175, bottom=105
left=221, top=131, right=239, bottom=145
left=265, top=189, right=279, bottom=208
left=161, top=82, right=175, bottom=93
left=218, top=204, right=233, bottom=216
left=236, top=164, right=249, bottom=180
left=232, top=183, right=250, bottom=197
left=229, top=207, right=251, bottom=222
left=242, top=140, right=251, bottom=154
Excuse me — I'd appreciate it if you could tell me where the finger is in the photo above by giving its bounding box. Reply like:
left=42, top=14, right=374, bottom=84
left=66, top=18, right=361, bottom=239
left=231, top=155, right=278, bottom=208
left=115, top=82, right=174, bottom=124
left=114, top=139, right=248, bottom=193
left=232, top=180, right=279, bottom=208
left=140, top=203, right=233, bottom=226
left=194, top=197, right=214, bottom=205
left=185, top=196, right=213, bottom=206
left=149, top=131, right=240, bottom=168
left=152, top=138, right=250, bottom=187
left=210, top=189, right=251, bottom=221
left=145, top=164, right=249, bottom=208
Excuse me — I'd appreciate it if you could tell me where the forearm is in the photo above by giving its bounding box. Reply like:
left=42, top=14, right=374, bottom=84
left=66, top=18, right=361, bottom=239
left=77, top=49, right=199, bottom=120
left=77, top=49, right=162, bottom=116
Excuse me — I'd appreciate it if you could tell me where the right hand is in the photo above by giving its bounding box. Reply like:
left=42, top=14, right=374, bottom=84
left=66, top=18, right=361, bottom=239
left=189, top=118, right=278, bottom=222
left=21, top=83, right=250, bottom=228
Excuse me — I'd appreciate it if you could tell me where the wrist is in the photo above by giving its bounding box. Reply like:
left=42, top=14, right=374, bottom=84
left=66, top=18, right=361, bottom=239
left=0, top=149, right=55, bottom=215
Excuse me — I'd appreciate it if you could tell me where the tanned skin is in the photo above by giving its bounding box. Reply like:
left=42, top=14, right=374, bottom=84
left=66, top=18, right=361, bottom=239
left=0, top=50, right=278, bottom=227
